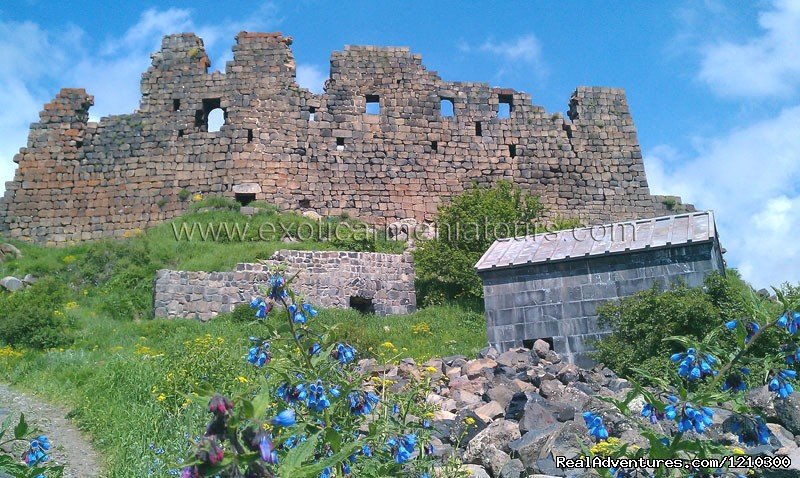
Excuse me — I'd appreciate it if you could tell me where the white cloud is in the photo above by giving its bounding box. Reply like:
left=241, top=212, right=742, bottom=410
left=462, top=34, right=547, bottom=80
left=296, top=64, right=327, bottom=93
left=645, top=105, right=800, bottom=288
left=698, top=0, right=800, bottom=98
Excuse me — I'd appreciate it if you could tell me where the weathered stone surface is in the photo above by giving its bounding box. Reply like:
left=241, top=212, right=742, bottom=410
left=463, top=419, right=520, bottom=463
left=0, top=33, right=687, bottom=246
left=0, top=276, right=23, bottom=291
left=153, top=250, right=416, bottom=319
left=774, top=393, right=800, bottom=435
left=520, top=401, right=557, bottom=434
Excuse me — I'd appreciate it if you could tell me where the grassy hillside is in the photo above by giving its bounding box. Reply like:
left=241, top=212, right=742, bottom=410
left=0, top=200, right=486, bottom=476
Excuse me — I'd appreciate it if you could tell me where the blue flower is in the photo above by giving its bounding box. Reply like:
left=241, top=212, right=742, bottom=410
left=268, top=275, right=288, bottom=301
left=329, top=387, right=341, bottom=398
left=722, top=368, right=749, bottom=392
left=641, top=403, right=663, bottom=424
left=745, top=322, right=760, bottom=343
left=303, top=303, right=318, bottom=317
left=387, top=434, right=417, bottom=463
left=332, top=343, right=356, bottom=364
left=582, top=411, right=609, bottom=439
left=769, top=369, right=796, bottom=398
left=307, top=379, right=331, bottom=412
left=271, top=409, right=296, bottom=427
left=293, top=311, right=307, bottom=324
left=348, top=391, right=380, bottom=416
left=250, top=298, right=271, bottom=318
left=726, top=414, right=770, bottom=446
left=277, top=382, right=307, bottom=404
left=725, top=320, right=737, bottom=330
left=308, top=342, right=322, bottom=356
left=671, top=348, right=717, bottom=381
left=257, top=433, right=278, bottom=464
left=777, top=311, right=800, bottom=335
left=674, top=404, right=714, bottom=434
left=247, top=339, right=271, bottom=368
left=786, top=347, right=800, bottom=365
left=362, top=444, right=373, bottom=457
left=319, top=468, right=332, bottom=478
left=24, top=435, right=51, bottom=467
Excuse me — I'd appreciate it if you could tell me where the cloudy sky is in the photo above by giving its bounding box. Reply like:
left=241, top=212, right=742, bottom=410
left=1, top=1, right=798, bottom=289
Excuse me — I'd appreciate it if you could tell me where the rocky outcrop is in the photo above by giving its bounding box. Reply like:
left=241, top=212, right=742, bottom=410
left=360, top=346, right=800, bottom=477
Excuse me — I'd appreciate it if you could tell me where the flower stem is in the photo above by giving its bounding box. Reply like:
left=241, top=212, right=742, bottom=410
left=712, top=317, right=779, bottom=388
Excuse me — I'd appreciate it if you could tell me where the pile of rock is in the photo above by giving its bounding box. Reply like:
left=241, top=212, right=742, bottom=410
left=359, top=340, right=800, bottom=478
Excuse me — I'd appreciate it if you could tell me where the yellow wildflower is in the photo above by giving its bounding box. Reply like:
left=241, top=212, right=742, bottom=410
left=156, top=394, right=167, bottom=402
left=236, top=376, right=248, bottom=384
left=192, top=193, right=203, bottom=202
left=65, top=301, right=78, bottom=310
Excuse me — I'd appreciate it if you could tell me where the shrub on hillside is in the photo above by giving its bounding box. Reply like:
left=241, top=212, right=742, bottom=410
left=0, top=277, right=74, bottom=349
left=593, top=272, right=784, bottom=383
left=413, top=181, right=545, bottom=304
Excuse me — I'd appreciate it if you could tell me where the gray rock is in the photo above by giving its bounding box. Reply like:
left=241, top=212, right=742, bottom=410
left=556, top=363, right=580, bottom=384
left=463, top=465, right=491, bottom=478
left=500, top=458, right=526, bottom=478
left=533, top=339, right=551, bottom=358
left=774, top=393, right=800, bottom=435
left=450, top=410, right=487, bottom=447
left=0, top=276, right=24, bottom=291
left=22, top=274, right=38, bottom=284
left=509, top=423, right=562, bottom=473
left=520, top=401, right=557, bottom=434
left=463, top=419, right=520, bottom=460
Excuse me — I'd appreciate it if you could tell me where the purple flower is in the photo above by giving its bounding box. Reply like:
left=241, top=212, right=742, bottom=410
left=208, top=394, right=234, bottom=416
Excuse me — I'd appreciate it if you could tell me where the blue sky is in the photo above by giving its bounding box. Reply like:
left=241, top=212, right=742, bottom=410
left=1, top=1, right=799, bottom=288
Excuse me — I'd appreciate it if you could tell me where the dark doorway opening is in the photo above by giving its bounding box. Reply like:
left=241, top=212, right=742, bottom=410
left=349, top=296, right=375, bottom=314
left=235, top=193, right=256, bottom=206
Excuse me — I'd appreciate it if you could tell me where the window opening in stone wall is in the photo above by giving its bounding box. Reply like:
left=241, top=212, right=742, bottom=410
left=431, top=141, right=438, bottom=152
left=509, top=144, right=517, bottom=158
left=235, top=193, right=255, bottom=206
left=349, top=296, right=375, bottom=314
left=299, top=199, right=311, bottom=208
left=178, top=129, right=184, bottom=138
left=440, top=98, right=454, bottom=118
left=336, top=137, right=345, bottom=150
left=365, top=95, right=380, bottom=115
left=173, top=99, right=181, bottom=111
left=309, top=106, right=316, bottom=122
left=498, top=94, right=513, bottom=119
left=247, top=129, right=253, bottom=143
left=207, top=108, right=225, bottom=133
left=523, top=337, right=553, bottom=350
left=475, top=121, right=482, bottom=136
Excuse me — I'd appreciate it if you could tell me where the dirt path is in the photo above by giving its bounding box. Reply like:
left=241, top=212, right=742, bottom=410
left=0, top=383, right=102, bottom=477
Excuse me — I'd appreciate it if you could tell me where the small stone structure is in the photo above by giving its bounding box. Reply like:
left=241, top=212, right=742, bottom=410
left=475, top=211, right=725, bottom=367
left=153, top=249, right=416, bottom=320
left=0, top=31, right=690, bottom=245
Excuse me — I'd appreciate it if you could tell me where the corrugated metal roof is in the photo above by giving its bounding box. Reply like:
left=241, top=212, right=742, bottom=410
left=475, top=211, right=717, bottom=272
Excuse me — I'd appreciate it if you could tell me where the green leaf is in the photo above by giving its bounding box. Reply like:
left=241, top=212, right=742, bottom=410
left=281, top=431, right=320, bottom=475
left=241, top=400, right=255, bottom=420
left=13, top=413, right=28, bottom=440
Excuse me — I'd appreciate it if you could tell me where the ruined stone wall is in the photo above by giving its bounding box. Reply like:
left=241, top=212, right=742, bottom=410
left=0, top=32, right=688, bottom=244
left=153, top=249, right=416, bottom=320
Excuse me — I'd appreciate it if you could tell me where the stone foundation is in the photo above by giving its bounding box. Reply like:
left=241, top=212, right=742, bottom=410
left=153, top=249, right=416, bottom=320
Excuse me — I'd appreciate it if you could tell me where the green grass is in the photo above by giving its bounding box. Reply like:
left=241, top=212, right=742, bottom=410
left=0, top=201, right=486, bottom=476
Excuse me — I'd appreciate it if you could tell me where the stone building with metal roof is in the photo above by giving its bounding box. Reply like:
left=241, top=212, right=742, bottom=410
left=475, top=211, right=725, bottom=367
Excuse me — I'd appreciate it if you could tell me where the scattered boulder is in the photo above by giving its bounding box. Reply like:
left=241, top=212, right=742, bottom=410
left=774, top=393, right=800, bottom=435
left=532, top=339, right=551, bottom=358
left=463, top=419, right=520, bottom=463
left=301, top=210, right=322, bottom=221
left=0, top=276, right=24, bottom=292
left=0, top=243, right=21, bottom=261
left=22, top=274, right=38, bottom=285
left=520, top=401, right=557, bottom=434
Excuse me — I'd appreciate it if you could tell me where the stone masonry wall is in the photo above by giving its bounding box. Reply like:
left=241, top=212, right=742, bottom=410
left=153, top=249, right=416, bottom=320
left=0, top=32, right=690, bottom=244
left=479, top=242, right=725, bottom=368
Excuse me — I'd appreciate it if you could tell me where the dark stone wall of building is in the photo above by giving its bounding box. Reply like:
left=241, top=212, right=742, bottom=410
left=479, top=242, right=725, bottom=367
left=0, top=32, right=688, bottom=244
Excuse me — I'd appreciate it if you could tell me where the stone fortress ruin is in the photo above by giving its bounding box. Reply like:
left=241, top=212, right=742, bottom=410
left=0, top=31, right=689, bottom=244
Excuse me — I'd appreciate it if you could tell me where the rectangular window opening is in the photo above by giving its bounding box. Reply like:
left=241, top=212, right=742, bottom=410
left=365, top=95, right=380, bottom=115
left=247, top=129, right=253, bottom=143
left=431, top=141, right=438, bottom=152
left=509, top=144, right=517, bottom=158
left=475, top=121, right=482, bottom=136
left=299, top=199, right=311, bottom=209
left=440, top=98, right=454, bottom=118
left=498, top=94, right=513, bottom=119
left=336, top=137, right=345, bottom=150
left=309, top=106, right=316, bottom=122
left=178, top=129, right=184, bottom=138
left=173, top=99, right=181, bottom=112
